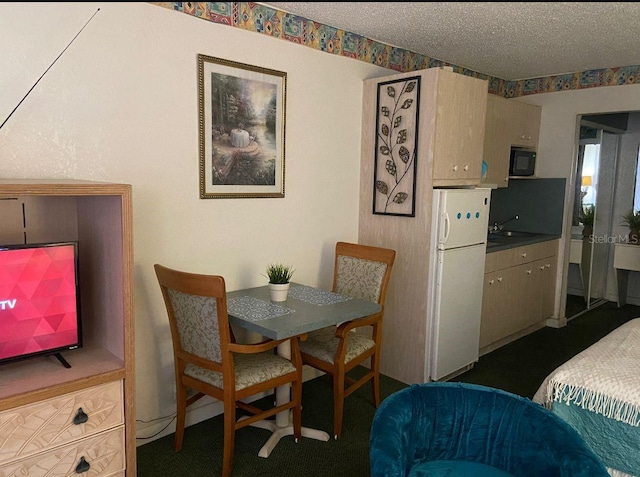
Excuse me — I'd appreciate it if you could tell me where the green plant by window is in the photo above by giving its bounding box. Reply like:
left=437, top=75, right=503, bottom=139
left=581, top=205, right=595, bottom=226
left=621, top=209, right=640, bottom=229
left=265, top=263, right=294, bottom=284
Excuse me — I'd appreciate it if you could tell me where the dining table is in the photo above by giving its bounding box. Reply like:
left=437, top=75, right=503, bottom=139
left=226, top=282, right=381, bottom=458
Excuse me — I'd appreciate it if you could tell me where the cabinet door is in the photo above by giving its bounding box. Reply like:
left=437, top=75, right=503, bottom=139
left=480, top=270, right=506, bottom=348
left=481, top=95, right=511, bottom=188
left=509, top=101, right=541, bottom=149
left=516, top=261, right=538, bottom=329
left=538, top=256, right=557, bottom=320
left=432, top=69, right=488, bottom=186
left=480, top=267, right=518, bottom=347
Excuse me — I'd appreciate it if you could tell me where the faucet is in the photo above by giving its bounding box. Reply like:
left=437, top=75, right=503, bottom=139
left=491, top=215, right=519, bottom=232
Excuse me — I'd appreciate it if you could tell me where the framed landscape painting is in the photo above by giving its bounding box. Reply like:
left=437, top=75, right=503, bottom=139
left=198, top=54, right=286, bottom=198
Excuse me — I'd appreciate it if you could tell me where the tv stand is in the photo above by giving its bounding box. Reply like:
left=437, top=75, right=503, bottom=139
left=53, top=352, right=72, bottom=369
left=0, top=180, right=135, bottom=476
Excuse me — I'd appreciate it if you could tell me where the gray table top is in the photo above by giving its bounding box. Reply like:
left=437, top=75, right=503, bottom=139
left=226, top=283, right=381, bottom=340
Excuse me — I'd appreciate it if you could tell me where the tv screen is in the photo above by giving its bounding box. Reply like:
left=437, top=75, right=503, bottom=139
left=0, top=241, right=81, bottom=366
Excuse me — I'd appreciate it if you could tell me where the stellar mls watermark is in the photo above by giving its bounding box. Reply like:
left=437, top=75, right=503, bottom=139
left=588, top=234, right=639, bottom=245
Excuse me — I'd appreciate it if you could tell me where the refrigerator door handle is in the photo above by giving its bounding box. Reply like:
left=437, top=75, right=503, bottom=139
left=442, top=212, right=451, bottom=244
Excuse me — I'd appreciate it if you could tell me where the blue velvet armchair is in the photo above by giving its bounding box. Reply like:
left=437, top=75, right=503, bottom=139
left=370, top=382, right=608, bottom=477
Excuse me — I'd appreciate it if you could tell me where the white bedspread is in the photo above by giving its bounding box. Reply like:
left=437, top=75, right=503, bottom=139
left=533, top=318, right=640, bottom=427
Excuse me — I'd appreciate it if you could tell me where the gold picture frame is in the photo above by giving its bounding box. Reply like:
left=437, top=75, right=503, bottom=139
left=198, top=54, right=286, bottom=198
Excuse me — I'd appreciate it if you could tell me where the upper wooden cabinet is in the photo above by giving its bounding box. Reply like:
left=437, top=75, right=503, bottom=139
left=482, top=95, right=541, bottom=188
left=429, top=68, right=488, bottom=186
left=509, top=100, right=541, bottom=148
left=482, top=95, right=511, bottom=188
left=364, top=67, right=488, bottom=193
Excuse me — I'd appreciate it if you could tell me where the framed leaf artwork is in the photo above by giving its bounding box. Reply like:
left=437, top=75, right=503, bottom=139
left=373, top=76, right=420, bottom=216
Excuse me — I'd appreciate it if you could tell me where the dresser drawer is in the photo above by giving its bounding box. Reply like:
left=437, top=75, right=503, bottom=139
left=0, top=427, right=125, bottom=477
left=0, top=381, right=123, bottom=464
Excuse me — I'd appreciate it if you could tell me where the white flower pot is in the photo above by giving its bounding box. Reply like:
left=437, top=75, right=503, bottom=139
left=268, top=282, right=290, bottom=302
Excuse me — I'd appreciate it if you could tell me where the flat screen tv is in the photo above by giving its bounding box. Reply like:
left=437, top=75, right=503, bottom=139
left=0, top=241, right=81, bottom=367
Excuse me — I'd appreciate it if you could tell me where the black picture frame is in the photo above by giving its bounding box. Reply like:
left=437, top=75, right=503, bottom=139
left=373, top=76, right=420, bottom=217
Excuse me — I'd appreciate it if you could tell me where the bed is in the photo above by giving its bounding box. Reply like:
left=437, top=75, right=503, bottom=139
left=533, top=318, right=640, bottom=477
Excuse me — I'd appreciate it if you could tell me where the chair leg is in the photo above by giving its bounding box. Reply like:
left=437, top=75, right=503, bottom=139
left=292, top=377, right=302, bottom=442
left=222, top=399, right=236, bottom=477
left=333, top=372, right=345, bottom=439
left=372, top=355, right=381, bottom=407
left=174, top=383, right=187, bottom=451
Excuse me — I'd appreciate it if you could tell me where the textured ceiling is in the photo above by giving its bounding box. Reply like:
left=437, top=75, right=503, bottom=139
left=260, top=2, right=640, bottom=80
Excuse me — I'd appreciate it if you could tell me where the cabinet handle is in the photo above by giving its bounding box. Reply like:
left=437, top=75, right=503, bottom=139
left=521, top=252, right=527, bottom=258
left=452, top=165, right=459, bottom=172
left=520, top=134, right=526, bottom=140
left=540, top=265, right=545, bottom=270
left=497, top=276, right=502, bottom=282
left=463, top=164, right=469, bottom=171
left=489, top=279, right=494, bottom=285
left=73, top=407, right=88, bottom=425
left=527, top=269, right=532, bottom=275
left=546, top=263, right=551, bottom=268
left=75, top=456, right=90, bottom=473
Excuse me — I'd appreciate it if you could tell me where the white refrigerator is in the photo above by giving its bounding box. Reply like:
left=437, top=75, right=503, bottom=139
left=427, top=187, right=491, bottom=381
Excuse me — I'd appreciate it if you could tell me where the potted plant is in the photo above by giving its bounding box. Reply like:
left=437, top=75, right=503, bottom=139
left=265, top=263, right=294, bottom=301
left=581, top=205, right=595, bottom=237
left=621, top=209, right=640, bottom=244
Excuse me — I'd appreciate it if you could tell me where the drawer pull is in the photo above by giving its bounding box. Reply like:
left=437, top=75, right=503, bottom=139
left=73, top=407, right=89, bottom=425
left=75, top=456, right=91, bottom=473
left=521, top=252, right=527, bottom=258
left=497, top=277, right=502, bottom=282
left=489, top=279, right=494, bottom=285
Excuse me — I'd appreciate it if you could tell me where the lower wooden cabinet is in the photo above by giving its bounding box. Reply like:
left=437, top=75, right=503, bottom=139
left=480, top=240, right=558, bottom=350
left=0, top=381, right=125, bottom=476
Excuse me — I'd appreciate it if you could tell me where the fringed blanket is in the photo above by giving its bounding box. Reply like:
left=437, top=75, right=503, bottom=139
left=533, top=319, right=640, bottom=427
left=533, top=319, right=640, bottom=477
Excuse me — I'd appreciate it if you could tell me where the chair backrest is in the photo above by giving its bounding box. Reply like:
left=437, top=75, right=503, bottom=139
left=332, top=242, right=396, bottom=305
left=154, top=264, right=233, bottom=367
left=370, top=382, right=609, bottom=477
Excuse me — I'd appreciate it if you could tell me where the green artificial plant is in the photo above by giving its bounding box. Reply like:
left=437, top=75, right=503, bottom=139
left=265, top=263, right=294, bottom=284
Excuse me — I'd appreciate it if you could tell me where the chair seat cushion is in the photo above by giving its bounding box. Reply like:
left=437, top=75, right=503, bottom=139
left=299, top=326, right=375, bottom=364
left=408, top=460, right=515, bottom=477
left=185, top=351, right=296, bottom=391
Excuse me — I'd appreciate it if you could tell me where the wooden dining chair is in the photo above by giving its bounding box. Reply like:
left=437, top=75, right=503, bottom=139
left=299, top=242, right=396, bottom=439
left=154, top=264, right=303, bottom=477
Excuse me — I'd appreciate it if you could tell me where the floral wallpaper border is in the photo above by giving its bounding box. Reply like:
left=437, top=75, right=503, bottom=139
left=152, top=2, right=640, bottom=98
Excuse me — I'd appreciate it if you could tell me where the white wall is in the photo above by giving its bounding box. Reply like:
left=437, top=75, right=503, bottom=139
left=516, top=84, right=640, bottom=319
left=0, top=2, right=389, bottom=442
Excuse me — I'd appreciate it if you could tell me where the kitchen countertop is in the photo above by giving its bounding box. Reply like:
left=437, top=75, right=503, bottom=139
left=486, top=232, right=561, bottom=253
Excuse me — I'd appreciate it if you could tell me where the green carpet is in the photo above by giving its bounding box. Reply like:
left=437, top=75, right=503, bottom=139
left=136, top=301, right=640, bottom=476
left=136, top=366, right=406, bottom=477
left=451, top=300, right=640, bottom=398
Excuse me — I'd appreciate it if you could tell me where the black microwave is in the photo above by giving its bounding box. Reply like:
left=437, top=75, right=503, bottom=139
left=509, top=149, right=536, bottom=176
